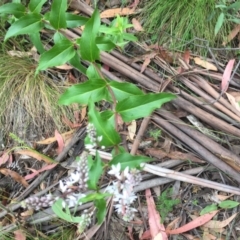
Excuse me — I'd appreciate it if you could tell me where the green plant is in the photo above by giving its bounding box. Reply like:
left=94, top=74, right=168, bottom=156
left=149, top=129, right=162, bottom=141
left=0, top=0, right=176, bottom=232
left=214, top=0, right=240, bottom=35
left=156, top=188, right=180, bottom=223
left=141, top=0, right=231, bottom=53
left=200, top=200, right=240, bottom=215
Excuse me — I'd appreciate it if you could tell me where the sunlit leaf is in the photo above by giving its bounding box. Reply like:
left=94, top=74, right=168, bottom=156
left=80, top=9, right=100, bottom=61
left=109, top=81, right=144, bottom=101
left=65, top=13, right=88, bottom=28
left=110, top=152, right=151, bottom=170
left=69, top=52, right=87, bottom=75
left=95, top=198, right=107, bottom=224
left=49, top=0, right=67, bottom=29
left=88, top=101, right=121, bottom=147
left=79, top=193, right=110, bottom=203
left=215, top=12, right=224, bottom=35
left=28, top=0, right=47, bottom=13
left=0, top=3, right=26, bottom=18
left=52, top=199, right=84, bottom=223
left=219, top=200, right=240, bottom=209
left=96, top=36, right=115, bottom=52
left=58, top=79, right=109, bottom=105
left=87, top=151, right=103, bottom=190
left=200, top=204, right=218, bottom=215
left=36, top=39, right=75, bottom=73
left=29, top=32, right=45, bottom=53
left=5, top=13, right=43, bottom=40
left=116, top=93, right=176, bottom=122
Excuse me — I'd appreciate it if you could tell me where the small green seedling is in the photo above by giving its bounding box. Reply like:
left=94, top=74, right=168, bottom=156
left=200, top=200, right=240, bottom=215
left=156, top=188, right=180, bottom=223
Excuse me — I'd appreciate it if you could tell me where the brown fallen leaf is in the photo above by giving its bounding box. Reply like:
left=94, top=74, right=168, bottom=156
left=55, top=64, right=73, bottom=70
left=36, top=130, right=75, bottom=145
left=21, top=208, right=34, bottom=217
left=0, top=168, right=29, bottom=188
left=223, top=24, right=240, bottom=46
left=193, top=57, right=218, bottom=71
left=226, top=92, right=240, bottom=112
left=141, top=53, right=157, bottom=73
left=7, top=50, right=32, bottom=58
left=17, top=149, right=57, bottom=164
left=157, top=49, right=174, bottom=64
left=221, top=59, right=235, bottom=92
left=100, top=8, right=135, bottom=18
left=182, top=233, right=200, bottom=240
left=145, top=189, right=168, bottom=239
left=25, top=163, right=57, bottom=180
left=127, top=120, right=136, bottom=140
left=14, top=229, right=26, bottom=240
left=80, top=106, right=87, bottom=122
left=55, top=130, right=64, bottom=154
left=182, top=50, right=191, bottom=64
left=166, top=217, right=181, bottom=232
left=166, top=211, right=219, bottom=235
left=203, top=212, right=237, bottom=229
left=0, top=152, right=10, bottom=166
left=132, top=18, right=144, bottom=31
left=145, top=148, right=204, bottom=163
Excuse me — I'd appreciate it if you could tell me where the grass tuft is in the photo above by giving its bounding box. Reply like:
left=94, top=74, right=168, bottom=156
left=0, top=53, right=75, bottom=140
left=141, top=0, right=232, bottom=54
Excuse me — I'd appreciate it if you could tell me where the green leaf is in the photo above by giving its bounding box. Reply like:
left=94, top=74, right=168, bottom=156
left=229, top=18, right=240, bottom=24
left=4, top=13, right=43, bottom=41
left=0, top=3, right=26, bottom=18
left=49, top=0, right=67, bottom=29
left=110, top=152, right=151, bottom=170
left=227, top=1, right=240, bottom=10
left=53, top=31, right=67, bottom=44
left=80, top=9, right=100, bottom=61
left=69, top=53, right=87, bottom=75
left=215, top=4, right=227, bottom=9
left=100, top=110, right=115, bottom=121
left=96, top=36, right=115, bottom=52
left=88, top=101, right=121, bottom=147
left=122, top=32, right=138, bottom=41
left=52, top=199, right=84, bottom=223
left=28, top=0, right=47, bottom=14
left=79, top=193, right=110, bottom=203
left=200, top=204, right=218, bottom=215
left=65, top=13, right=88, bottom=28
left=58, top=79, right=109, bottom=105
left=219, top=200, right=240, bottom=209
left=109, top=81, right=144, bottom=101
left=36, top=39, right=75, bottom=73
left=87, top=151, right=103, bottom=190
left=94, top=198, right=107, bottom=224
left=29, top=32, right=45, bottom=53
left=215, top=13, right=225, bottom=35
left=99, top=25, right=119, bottom=34
left=86, top=64, right=101, bottom=79
left=116, top=92, right=176, bottom=122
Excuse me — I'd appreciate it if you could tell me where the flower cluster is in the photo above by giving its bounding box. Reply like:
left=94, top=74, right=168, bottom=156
left=106, top=163, right=142, bottom=221
left=85, top=123, right=103, bottom=150
left=23, top=194, right=55, bottom=210
left=58, top=151, right=89, bottom=208
left=23, top=151, right=89, bottom=211
left=59, top=151, right=89, bottom=194
left=77, top=209, right=94, bottom=234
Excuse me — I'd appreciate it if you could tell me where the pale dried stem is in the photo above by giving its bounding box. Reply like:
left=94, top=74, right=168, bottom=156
left=89, top=150, right=240, bottom=195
